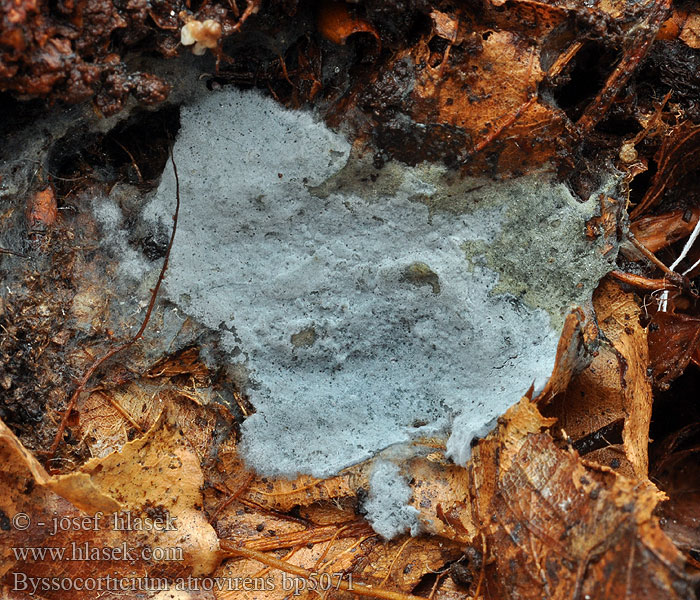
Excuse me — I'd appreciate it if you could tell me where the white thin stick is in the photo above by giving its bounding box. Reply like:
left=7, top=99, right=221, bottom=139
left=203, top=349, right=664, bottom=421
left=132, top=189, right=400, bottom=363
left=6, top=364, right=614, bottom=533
left=670, top=217, right=700, bottom=271
left=683, top=255, right=700, bottom=276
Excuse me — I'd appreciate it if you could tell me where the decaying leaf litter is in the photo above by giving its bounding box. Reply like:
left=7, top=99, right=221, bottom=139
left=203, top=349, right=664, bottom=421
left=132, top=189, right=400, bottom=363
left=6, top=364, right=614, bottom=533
left=1, top=0, right=700, bottom=598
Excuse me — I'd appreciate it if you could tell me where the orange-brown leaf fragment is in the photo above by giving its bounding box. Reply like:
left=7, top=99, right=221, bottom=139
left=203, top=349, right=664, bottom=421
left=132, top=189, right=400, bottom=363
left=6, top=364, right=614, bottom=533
left=631, top=207, right=700, bottom=253
left=658, top=7, right=700, bottom=48
left=535, top=308, right=589, bottom=406
left=318, top=1, right=379, bottom=46
left=430, top=10, right=459, bottom=42
left=25, top=187, right=57, bottom=232
left=648, top=311, right=700, bottom=389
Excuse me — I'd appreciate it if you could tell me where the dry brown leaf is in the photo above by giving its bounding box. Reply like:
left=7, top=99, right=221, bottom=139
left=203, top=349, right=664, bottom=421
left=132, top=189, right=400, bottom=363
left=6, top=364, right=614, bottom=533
left=0, top=420, right=113, bottom=582
left=241, top=472, right=357, bottom=513
left=76, top=373, right=233, bottom=464
left=631, top=121, right=700, bottom=219
left=429, top=10, right=460, bottom=43
left=76, top=409, right=221, bottom=574
left=409, top=28, right=567, bottom=174
left=1, top=584, right=52, bottom=599
left=679, top=12, right=700, bottom=48
left=145, top=347, right=211, bottom=384
left=404, top=456, right=476, bottom=543
left=354, top=535, right=462, bottom=593
left=77, top=381, right=358, bottom=529
left=1, top=409, right=220, bottom=598
left=488, top=0, right=633, bottom=21
left=217, top=528, right=461, bottom=600
left=648, top=311, right=700, bottom=389
left=208, top=441, right=361, bottom=515
left=594, top=277, right=653, bottom=476
left=658, top=7, right=700, bottom=48
left=651, top=423, right=700, bottom=570
left=326, top=4, right=572, bottom=175
left=543, top=276, right=652, bottom=477
left=470, top=398, right=694, bottom=600
left=485, top=0, right=568, bottom=37
left=0, top=418, right=119, bottom=516
left=77, top=384, right=160, bottom=457
left=630, top=207, right=700, bottom=253
left=212, top=494, right=327, bottom=554
left=534, top=308, right=589, bottom=406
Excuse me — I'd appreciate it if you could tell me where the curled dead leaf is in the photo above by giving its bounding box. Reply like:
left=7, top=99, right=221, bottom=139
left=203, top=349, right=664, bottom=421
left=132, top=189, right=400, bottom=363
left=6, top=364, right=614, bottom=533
left=631, top=121, right=700, bottom=219
left=543, top=277, right=652, bottom=477
left=1, top=409, right=220, bottom=597
left=469, top=398, right=694, bottom=599
left=318, top=1, right=379, bottom=47
left=631, top=207, right=700, bottom=254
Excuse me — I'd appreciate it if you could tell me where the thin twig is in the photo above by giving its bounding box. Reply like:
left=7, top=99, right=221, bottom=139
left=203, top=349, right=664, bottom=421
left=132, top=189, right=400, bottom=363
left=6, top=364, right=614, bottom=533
left=113, top=139, right=144, bottom=183
left=546, top=40, right=583, bottom=80
left=249, top=476, right=327, bottom=496
left=380, top=536, right=412, bottom=586
left=0, top=248, right=27, bottom=258
left=468, top=94, right=537, bottom=160
left=253, top=545, right=303, bottom=579
left=472, top=532, right=487, bottom=599
left=101, top=391, right=144, bottom=433
left=628, top=235, right=684, bottom=284
left=670, top=215, right=700, bottom=271
left=428, top=568, right=448, bottom=599
left=609, top=271, right=676, bottom=292
left=208, top=472, right=256, bottom=524
left=45, top=145, right=181, bottom=461
left=314, top=525, right=348, bottom=570
left=229, top=0, right=260, bottom=34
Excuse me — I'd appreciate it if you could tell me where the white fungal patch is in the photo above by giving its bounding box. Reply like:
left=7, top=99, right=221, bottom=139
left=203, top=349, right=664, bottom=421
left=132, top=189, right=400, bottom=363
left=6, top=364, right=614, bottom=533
left=142, top=87, right=618, bottom=485
left=364, top=461, right=421, bottom=539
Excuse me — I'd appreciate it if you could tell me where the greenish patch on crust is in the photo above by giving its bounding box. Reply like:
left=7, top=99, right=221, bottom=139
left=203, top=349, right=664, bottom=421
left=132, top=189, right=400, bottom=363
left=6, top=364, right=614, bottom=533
left=291, top=326, right=317, bottom=348
left=401, top=262, right=441, bottom=294
left=315, top=150, right=619, bottom=331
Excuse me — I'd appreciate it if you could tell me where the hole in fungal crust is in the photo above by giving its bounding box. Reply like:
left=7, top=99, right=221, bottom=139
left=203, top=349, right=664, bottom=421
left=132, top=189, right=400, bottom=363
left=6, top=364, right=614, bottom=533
left=549, top=40, right=619, bottom=122
left=48, top=105, right=181, bottom=202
